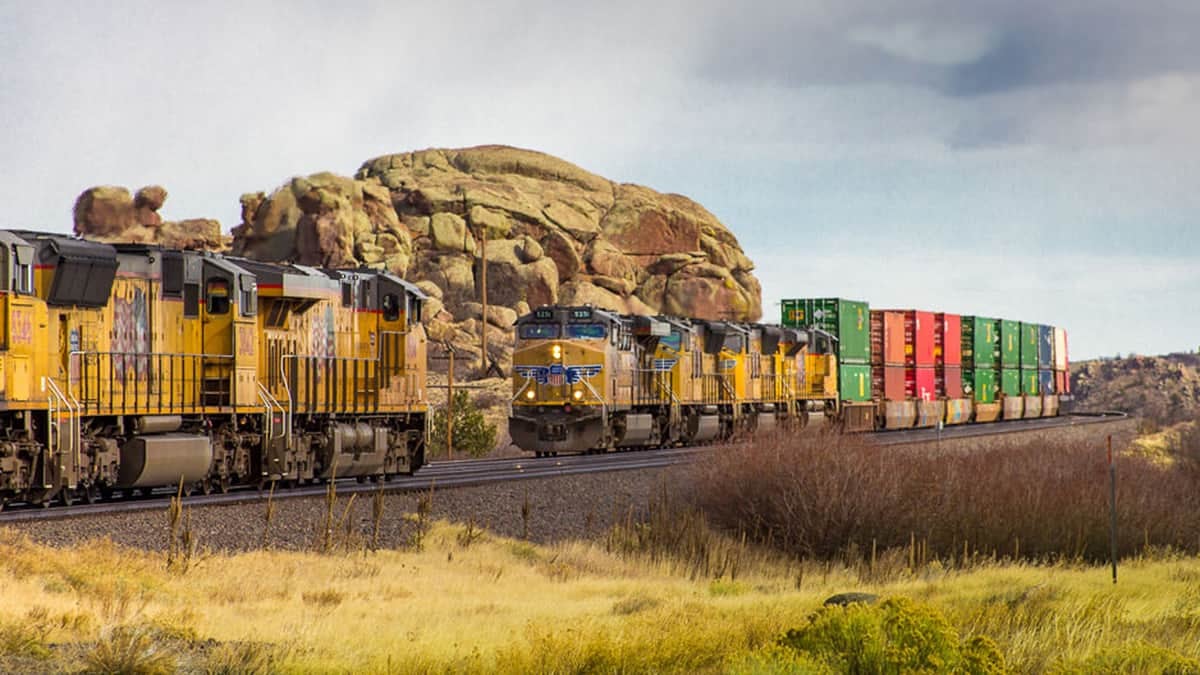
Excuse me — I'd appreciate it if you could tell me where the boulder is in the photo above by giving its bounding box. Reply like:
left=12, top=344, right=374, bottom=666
left=541, top=229, right=584, bottom=281
left=74, top=185, right=227, bottom=252
left=431, top=212, right=473, bottom=252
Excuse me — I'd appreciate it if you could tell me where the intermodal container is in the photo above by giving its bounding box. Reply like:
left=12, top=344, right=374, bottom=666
left=1001, top=368, right=1021, bottom=397
left=938, top=364, right=963, bottom=399
left=869, top=310, right=906, bottom=366
left=1021, top=368, right=1039, bottom=395
left=839, top=363, right=872, bottom=402
left=911, top=366, right=936, bottom=401
left=1000, top=319, right=1021, bottom=369
left=935, top=313, right=962, bottom=366
left=873, top=365, right=906, bottom=401
left=1055, top=371, right=1068, bottom=395
left=1053, top=327, right=1068, bottom=371
left=1020, top=322, right=1039, bottom=369
left=782, top=298, right=870, bottom=364
left=962, top=316, right=999, bottom=369
left=1039, top=369, right=1055, bottom=395
left=1038, top=325, right=1053, bottom=369
left=900, top=310, right=936, bottom=366
left=962, top=368, right=998, bottom=404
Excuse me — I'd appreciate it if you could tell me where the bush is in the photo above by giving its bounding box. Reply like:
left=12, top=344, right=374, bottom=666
left=780, top=597, right=1005, bottom=674
left=685, top=432, right=1200, bottom=563
left=428, top=390, right=497, bottom=458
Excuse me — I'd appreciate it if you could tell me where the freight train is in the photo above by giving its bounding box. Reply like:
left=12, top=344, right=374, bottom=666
left=0, top=232, right=428, bottom=509
left=508, top=300, right=1069, bottom=455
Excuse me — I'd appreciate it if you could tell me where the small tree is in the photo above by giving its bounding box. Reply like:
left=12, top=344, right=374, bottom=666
left=429, top=389, right=497, bottom=458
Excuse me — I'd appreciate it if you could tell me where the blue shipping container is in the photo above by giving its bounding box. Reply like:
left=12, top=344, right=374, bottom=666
left=1038, top=325, right=1053, bottom=369
left=1039, top=369, right=1055, bottom=395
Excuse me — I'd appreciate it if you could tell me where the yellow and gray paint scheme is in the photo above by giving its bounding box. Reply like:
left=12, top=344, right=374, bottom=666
left=509, top=306, right=813, bottom=456
left=0, top=231, right=428, bottom=508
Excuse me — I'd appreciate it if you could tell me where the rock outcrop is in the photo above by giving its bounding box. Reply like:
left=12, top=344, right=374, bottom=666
left=1072, top=353, right=1200, bottom=426
left=73, top=185, right=228, bottom=251
left=230, top=146, right=761, bottom=371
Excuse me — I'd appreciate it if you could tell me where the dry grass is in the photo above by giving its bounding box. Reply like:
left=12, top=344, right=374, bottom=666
left=0, top=516, right=1199, bottom=672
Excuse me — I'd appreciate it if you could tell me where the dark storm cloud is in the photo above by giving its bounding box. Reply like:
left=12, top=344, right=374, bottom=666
left=698, top=2, right=1200, bottom=97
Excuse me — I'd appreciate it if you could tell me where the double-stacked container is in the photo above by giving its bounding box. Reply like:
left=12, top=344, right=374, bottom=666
left=782, top=298, right=876, bottom=431
left=935, top=313, right=969, bottom=424
left=1019, top=322, right=1042, bottom=418
left=1054, top=327, right=1070, bottom=396
left=999, top=319, right=1023, bottom=419
left=962, top=316, right=1001, bottom=422
left=870, top=309, right=939, bottom=428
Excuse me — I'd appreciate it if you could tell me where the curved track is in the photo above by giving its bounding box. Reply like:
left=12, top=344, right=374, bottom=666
left=0, top=412, right=1128, bottom=523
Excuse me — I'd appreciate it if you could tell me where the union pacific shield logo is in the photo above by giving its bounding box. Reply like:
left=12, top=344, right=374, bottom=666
left=515, top=364, right=602, bottom=385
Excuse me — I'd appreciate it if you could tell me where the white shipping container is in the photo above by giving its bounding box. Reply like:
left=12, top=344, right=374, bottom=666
left=1053, top=327, right=1068, bottom=371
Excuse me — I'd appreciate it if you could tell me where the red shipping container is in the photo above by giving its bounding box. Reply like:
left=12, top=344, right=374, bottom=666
left=941, top=365, right=963, bottom=399
left=898, top=310, right=936, bottom=366
left=1055, top=370, right=1068, bottom=395
left=870, top=310, right=906, bottom=366
left=904, top=366, right=937, bottom=401
left=935, top=313, right=962, bottom=366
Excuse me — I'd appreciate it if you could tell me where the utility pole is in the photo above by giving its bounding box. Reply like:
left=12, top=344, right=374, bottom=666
left=463, top=192, right=489, bottom=374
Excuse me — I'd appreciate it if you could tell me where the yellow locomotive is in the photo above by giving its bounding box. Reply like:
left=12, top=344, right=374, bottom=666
left=0, top=232, right=428, bottom=508
left=509, top=306, right=810, bottom=455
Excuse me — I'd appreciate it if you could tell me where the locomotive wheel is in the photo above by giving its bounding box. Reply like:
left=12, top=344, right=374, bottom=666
left=218, top=476, right=231, bottom=494
left=59, top=489, right=74, bottom=507
left=81, top=485, right=99, bottom=505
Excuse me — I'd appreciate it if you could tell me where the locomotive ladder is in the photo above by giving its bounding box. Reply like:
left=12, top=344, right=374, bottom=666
left=42, top=377, right=81, bottom=491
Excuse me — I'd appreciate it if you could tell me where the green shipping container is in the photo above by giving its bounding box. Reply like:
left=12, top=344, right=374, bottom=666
left=781, top=298, right=871, bottom=365
left=839, top=363, right=872, bottom=402
left=1019, top=322, right=1039, bottom=369
left=1021, top=368, right=1039, bottom=395
left=962, top=368, right=999, bottom=404
left=1001, top=368, right=1021, bottom=397
left=962, top=316, right=999, bottom=369
left=1000, top=320, right=1021, bottom=369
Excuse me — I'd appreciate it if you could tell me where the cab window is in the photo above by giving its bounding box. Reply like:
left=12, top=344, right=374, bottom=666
left=661, top=330, right=682, bottom=351
left=723, top=333, right=744, bottom=353
left=382, top=293, right=401, bottom=322
left=239, top=276, right=257, bottom=317
left=566, top=323, right=606, bottom=339
left=206, top=279, right=230, bottom=315
left=519, top=324, right=559, bottom=339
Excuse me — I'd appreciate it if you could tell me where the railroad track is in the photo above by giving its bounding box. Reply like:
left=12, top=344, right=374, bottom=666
left=0, top=412, right=1128, bottom=523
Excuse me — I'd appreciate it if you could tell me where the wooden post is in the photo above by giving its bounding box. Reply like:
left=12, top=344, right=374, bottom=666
left=446, top=346, right=454, bottom=461
left=1108, top=434, right=1117, bottom=584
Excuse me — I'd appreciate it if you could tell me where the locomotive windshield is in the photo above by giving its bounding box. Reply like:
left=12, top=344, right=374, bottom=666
left=660, top=330, right=682, bottom=351
left=520, top=324, right=559, bottom=339
left=565, top=323, right=606, bottom=339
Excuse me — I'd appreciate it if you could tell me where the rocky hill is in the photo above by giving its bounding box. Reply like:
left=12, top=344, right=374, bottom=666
left=72, top=146, right=761, bottom=374
left=1072, top=353, right=1200, bottom=426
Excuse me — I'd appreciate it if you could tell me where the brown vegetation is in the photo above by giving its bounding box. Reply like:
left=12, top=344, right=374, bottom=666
left=684, top=429, right=1200, bottom=563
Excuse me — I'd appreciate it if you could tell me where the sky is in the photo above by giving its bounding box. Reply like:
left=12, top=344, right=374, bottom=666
left=1, top=1, right=1197, bottom=360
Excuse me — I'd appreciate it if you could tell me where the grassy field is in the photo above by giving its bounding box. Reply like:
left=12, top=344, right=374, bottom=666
left=2, top=517, right=1199, bottom=673
left=2, top=419, right=1196, bottom=673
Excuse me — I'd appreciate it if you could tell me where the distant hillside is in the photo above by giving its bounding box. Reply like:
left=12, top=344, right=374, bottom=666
left=1072, top=353, right=1200, bottom=425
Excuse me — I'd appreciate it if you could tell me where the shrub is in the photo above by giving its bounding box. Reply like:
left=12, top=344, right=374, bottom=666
left=83, top=625, right=177, bottom=675
left=685, top=431, right=1200, bottom=564
left=780, top=597, right=1006, bottom=674
left=428, top=390, right=497, bottom=458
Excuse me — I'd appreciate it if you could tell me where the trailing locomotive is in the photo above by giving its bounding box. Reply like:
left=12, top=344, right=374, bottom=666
left=509, top=303, right=1067, bottom=456
left=0, top=231, right=428, bottom=509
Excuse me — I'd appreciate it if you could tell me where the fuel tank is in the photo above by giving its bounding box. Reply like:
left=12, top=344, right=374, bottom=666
left=117, top=434, right=213, bottom=488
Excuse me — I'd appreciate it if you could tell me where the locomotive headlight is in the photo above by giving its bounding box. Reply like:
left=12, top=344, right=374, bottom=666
left=525, top=389, right=536, bottom=400
left=551, top=344, right=562, bottom=359
left=572, top=389, right=583, bottom=400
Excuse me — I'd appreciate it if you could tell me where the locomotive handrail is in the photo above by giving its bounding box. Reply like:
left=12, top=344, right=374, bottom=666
left=41, top=376, right=80, bottom=489
left=68, top=350, right=235, bottom=415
